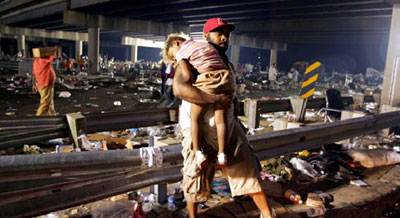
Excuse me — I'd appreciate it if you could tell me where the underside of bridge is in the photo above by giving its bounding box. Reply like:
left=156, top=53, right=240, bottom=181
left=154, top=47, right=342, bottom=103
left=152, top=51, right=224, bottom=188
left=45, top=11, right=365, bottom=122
left=0, top=0, right=399, bottom=105
left=0, top=0, right=394, bottom=43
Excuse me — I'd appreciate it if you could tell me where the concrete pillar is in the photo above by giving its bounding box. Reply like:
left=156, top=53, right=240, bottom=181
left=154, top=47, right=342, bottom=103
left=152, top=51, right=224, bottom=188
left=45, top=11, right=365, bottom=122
left=25, top=43, right=30, bottom=58
left=131, top=45, right=138, bottom=62
left=269, top=47, right=278, bottom=69
left=125, top=46, right=130, bottom=61
left=382, top=4, right=400, bottom=107
left=69, top=46, right=74, bottom=59
left=75, top=40, right=82, bottom=59
left=230, top=45, right=240, bottom=70
left=17, top=35, right=26, bottom=57
left=88, top=27, right=100, bottom=74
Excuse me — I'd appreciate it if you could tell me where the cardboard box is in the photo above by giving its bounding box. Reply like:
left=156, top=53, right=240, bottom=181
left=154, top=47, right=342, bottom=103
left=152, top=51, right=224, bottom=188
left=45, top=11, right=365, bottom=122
left=32, top=46, right=61, bottom=58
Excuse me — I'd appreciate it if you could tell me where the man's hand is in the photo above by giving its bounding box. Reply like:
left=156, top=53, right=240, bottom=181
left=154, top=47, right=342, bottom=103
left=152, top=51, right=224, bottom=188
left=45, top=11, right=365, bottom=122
left=32, top=85, right=37, bottom=93
left=213, top=93, right=233, bottom=107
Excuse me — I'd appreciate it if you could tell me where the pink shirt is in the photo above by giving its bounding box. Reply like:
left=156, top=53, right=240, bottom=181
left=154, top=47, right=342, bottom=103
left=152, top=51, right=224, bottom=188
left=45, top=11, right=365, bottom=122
left=176, top=40, right=227, bottom=71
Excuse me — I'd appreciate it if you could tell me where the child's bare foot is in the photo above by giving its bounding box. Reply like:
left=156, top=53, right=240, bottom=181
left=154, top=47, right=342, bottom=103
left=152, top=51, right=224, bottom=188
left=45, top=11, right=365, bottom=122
left=216, top=153, right=227, bottom=168
left=196, top=150, right=208, bottom=170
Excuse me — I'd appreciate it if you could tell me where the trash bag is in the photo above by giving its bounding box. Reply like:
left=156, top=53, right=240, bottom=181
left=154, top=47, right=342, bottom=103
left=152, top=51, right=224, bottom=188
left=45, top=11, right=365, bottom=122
left=262, top=156, right=294, bottom=183
left=290, top=157, right=321, bottom=178
left=90, top=200, right=138, bottom=218
left=347, top=149, right=400, bottom=168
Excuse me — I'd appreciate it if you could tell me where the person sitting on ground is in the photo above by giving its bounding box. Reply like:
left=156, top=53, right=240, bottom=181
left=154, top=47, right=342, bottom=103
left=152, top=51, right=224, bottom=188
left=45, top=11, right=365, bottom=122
left=165, top=33, right=236, bottom=169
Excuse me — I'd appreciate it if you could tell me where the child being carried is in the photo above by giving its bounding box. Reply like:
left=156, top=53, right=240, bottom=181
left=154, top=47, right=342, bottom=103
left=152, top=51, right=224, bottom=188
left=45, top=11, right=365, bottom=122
left=165, top=34, right=236, bottom=169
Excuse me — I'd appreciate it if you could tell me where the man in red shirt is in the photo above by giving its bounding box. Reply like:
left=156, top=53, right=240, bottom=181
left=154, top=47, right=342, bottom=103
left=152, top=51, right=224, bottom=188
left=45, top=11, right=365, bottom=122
left=32, top=47, right=58, bottom=116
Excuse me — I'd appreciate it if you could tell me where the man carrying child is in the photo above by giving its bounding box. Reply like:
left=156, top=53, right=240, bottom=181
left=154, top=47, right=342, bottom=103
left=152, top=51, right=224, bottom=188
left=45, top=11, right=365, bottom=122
left=169, top=18, right=274, bottom=218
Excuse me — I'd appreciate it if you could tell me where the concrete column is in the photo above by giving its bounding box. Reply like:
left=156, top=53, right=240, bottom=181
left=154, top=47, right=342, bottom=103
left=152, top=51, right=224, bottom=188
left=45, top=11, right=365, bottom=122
left=88, top=27, right=100, bottom=74
left=17, top=35, right=26, bottom=57
left=25, top=43, right=30, bottom=58
left=382, top=4, right=400, bottom=107
left=131, top=45, right=138, bottom=62
left=269, top=42, right=278, bottom=69
left=230, top=45, right=240, bottom=70
left=125, top=46, right=130, bottom=61
left=75, top=40, right=82, bottom=59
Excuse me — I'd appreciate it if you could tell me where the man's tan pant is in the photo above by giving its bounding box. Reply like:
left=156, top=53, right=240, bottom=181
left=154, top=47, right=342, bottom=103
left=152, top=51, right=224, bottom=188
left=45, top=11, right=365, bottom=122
left=36, top=86, right=56, bottom=116
left=181, top=119, right=263, bottom=203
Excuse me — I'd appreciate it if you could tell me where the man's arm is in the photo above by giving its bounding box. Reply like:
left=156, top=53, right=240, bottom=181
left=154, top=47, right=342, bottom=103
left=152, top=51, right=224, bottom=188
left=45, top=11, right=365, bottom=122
left=32, top=75, right=37, bottom=92
left=173, top=59, right=232, bottom=105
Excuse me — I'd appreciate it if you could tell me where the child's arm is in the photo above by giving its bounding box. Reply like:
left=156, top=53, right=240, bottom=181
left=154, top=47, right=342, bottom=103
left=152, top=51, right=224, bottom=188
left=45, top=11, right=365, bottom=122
left=173, top=59, right=232, bottom=106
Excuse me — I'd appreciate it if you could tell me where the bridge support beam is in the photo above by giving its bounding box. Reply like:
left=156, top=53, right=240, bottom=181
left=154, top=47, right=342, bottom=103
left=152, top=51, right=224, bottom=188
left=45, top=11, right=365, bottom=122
left=88, top=27, right=99, bottom=74
left=270, top=42, right=278, bottom=69
left=17, top=35, right=26, bottom=57
left=0, top=24, right=88, bottom=42
left=131, top=45, right=138, bottom=63
left=75, top=40, right=82, bottom=59
left=382, top=4, right=400, bottom=107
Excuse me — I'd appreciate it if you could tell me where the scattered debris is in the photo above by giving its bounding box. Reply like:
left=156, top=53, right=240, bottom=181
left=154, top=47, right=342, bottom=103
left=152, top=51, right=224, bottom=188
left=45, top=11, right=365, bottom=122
left=58, top=91, right=71, bottom=98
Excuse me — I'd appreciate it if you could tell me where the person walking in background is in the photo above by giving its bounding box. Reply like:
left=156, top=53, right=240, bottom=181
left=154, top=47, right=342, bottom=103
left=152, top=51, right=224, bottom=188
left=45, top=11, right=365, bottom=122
left=159, top=61, right=167, bottom=95
left=268, top=63, right=277, bottom=90
left=164, top=63, right=176, bottom=108
left=78, top=55, right=85, bottom=72
left=65, top=58, right=73, bottom=74
left=32, top=46, right=58, bottom=116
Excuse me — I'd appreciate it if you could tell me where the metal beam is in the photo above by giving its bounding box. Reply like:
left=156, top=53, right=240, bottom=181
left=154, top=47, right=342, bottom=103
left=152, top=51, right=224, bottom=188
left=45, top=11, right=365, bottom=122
left=230, top=34, right=286, bottom=51
left=121, top=36, right=164, bottom=48
left=0, top=25, right=88, bottom=41
left=154, top=1, right=389, bottom=21
left=101, top=0, right=202, bottom=15
left=0, top=0, right=36, bottom=13
left=230, top=16, right=391, bottom=33
left=63, top=10, right=190, bottom=35
left=120, top=0, right=285, bottom=18
left=69, top=0, right=116, bottom=9
left=190, top=32, right=287, bottom=51
left=1, top=110, right=400, bottom=217
left=1, top=0, right=66, bottom=24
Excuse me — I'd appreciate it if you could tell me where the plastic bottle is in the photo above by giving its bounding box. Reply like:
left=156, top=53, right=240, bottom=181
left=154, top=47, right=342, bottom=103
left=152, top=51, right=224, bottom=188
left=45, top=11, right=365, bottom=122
left=167, top=195, right=176, bottom=211
left=284, top=189, right=303, bottom=204
left=141, top=193, right=156, bottom=213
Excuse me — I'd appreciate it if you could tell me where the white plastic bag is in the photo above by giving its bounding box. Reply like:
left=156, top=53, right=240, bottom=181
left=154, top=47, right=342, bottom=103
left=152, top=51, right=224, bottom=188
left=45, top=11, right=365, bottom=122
left=347, top=149, right=400, bottom=168
left=290, top=157, right=320, bottom=178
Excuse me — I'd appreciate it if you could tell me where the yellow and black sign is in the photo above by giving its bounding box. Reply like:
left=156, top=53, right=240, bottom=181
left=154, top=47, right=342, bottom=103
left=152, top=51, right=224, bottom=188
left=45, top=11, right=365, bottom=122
left=300, top=61, right=322, bottom=99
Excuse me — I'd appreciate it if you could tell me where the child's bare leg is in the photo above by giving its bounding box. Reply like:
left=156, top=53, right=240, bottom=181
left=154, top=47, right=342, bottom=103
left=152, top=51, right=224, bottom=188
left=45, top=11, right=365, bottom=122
left=191, top=103, right=208, bottom=169
left=191, top=103, right=205, bottom=152
left=214, top=106, right=228, bottom=155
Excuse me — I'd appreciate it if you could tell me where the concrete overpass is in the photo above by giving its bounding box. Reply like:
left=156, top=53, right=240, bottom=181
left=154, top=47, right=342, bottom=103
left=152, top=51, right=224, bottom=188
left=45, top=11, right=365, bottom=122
left=1, top=0, right=400, bottom=108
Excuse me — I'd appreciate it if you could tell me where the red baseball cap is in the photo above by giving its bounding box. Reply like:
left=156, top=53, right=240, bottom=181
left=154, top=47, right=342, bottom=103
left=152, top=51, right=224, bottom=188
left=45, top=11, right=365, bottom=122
left=203, top=18, right=235, bottom=33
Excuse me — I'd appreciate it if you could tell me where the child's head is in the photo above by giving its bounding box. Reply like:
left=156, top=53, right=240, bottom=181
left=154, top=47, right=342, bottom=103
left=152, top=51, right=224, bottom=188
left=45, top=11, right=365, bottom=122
left=164, top=34, right=186, bottom=61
